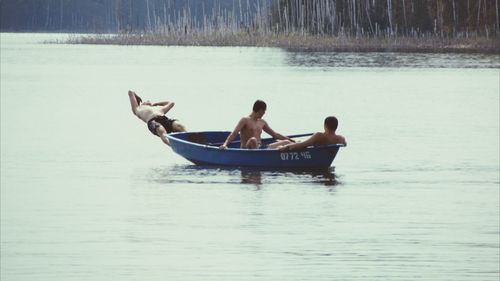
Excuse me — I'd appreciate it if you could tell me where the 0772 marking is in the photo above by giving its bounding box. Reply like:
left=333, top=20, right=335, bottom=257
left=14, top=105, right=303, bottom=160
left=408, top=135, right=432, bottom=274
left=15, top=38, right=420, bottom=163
left=280, top=151, right=311, bottom=161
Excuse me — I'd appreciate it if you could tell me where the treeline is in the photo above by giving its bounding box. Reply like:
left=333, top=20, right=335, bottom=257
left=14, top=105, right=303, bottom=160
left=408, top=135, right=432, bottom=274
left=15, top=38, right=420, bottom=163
left=272, top=0, right=500, bottom=37
left=1, top=0, right=499, bottom=38
left=0, top=0, right=258, bottom=32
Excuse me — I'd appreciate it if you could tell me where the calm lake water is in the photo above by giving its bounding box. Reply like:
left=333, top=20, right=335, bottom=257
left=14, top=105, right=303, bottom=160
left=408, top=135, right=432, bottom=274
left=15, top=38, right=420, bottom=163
left=1, top=33, right=499, bottom=281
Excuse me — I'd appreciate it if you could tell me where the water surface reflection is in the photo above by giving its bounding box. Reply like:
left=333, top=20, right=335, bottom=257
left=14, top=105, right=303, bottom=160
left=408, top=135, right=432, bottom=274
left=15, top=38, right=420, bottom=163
left=147, top=165, right=341, bottom=187
left=286, top=51, right=500, bottom=68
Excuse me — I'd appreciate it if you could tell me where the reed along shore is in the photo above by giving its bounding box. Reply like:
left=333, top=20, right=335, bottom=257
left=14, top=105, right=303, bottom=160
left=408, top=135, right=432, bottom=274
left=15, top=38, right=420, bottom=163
left=49, top=0, right=499, bottom=54
left=67, top=32, right=499, bottom=54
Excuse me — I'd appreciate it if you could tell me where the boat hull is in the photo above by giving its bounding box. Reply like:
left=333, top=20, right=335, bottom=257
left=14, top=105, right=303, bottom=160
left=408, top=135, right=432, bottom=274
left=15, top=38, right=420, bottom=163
left=167, top=131, right=343, bottom=170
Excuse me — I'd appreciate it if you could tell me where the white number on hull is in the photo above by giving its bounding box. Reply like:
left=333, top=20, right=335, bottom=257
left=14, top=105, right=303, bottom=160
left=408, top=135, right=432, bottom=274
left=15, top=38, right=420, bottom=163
left=280, top=151, right=311, bottom=161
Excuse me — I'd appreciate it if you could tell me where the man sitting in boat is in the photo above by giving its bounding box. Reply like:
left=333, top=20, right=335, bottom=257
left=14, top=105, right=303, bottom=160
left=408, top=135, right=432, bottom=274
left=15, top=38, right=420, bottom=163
left=275, top=116, right=347, bottom=151
left=128, top=90, right=186, bottom=145
left=219, top=100, right=293, bottom=149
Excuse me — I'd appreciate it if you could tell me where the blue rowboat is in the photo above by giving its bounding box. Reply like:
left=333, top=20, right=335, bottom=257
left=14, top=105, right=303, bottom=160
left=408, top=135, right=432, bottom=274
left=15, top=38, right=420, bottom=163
left=166, top=131, right=345, bottom=170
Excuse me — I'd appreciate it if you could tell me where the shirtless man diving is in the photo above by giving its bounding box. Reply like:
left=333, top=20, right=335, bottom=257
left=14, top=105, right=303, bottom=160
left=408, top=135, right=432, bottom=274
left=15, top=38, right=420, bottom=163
left=128, top=90, right=186, bottom=145
left=219, top=100, right=293, bottom=149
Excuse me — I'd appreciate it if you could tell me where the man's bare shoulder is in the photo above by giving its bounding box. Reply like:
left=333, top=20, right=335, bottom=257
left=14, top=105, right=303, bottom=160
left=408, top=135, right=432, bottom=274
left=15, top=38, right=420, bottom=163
left=310, top=132, right=323, bottom=139
left=315, top=133, right=343, bottom=145
left=258, top=118, right=268, bottom=126
left=239, top=116, right=251, bottom=124
left=334, top=134, right=347, bottom=145
left=312, top=132, right=327, bottom=142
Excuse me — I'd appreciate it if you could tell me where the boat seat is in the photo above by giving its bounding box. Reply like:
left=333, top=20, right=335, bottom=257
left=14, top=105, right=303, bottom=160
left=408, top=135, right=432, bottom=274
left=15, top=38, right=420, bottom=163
left=186, top=132, right=206, bottom=145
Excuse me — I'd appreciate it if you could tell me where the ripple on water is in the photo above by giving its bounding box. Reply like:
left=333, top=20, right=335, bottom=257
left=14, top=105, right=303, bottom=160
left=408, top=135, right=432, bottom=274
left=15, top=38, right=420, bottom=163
left=145, top=164, right=343, bottom=187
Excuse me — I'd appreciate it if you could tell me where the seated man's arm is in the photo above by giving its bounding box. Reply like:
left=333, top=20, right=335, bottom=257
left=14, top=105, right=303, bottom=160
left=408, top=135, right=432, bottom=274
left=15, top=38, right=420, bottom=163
left=340, top=136, right=347, bottom=146
left=280, top=133, right=321, bottom=151
left=275, top=132, right=295, bottom=142
left=263, top=122, right=294, bottom=142
left=220, top=118, right=245, bottom=149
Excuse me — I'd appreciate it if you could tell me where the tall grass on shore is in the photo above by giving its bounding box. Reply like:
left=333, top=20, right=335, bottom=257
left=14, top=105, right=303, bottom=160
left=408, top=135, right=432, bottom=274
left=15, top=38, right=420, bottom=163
left=66, top=0, right=500, bottom=53
left=67, top=32, right=499, bottom=53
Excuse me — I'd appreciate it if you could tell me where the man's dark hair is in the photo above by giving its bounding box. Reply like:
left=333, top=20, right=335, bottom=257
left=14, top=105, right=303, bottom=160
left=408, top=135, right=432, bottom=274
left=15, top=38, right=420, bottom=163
left=253, top=100, right=267, bottom=112
left=324, top=116, right=339, bottom=131
left=135, top=93, right=142, bottom=105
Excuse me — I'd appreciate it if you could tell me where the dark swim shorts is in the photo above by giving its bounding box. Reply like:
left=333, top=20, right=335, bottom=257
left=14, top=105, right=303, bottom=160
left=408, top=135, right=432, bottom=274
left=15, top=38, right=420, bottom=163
left=147, top=116, right=176, bottom=135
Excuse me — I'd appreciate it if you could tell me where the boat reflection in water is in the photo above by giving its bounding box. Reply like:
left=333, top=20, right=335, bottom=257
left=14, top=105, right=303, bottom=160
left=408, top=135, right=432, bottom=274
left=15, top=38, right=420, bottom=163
left=240, top=169, right=263, bottom=186
left=148, top=165, right=341, bottom=188
left=240, top=168, right=340, bottom=187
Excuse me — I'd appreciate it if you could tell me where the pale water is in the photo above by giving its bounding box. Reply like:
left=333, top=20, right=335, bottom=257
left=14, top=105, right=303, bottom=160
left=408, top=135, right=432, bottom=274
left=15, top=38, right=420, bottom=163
left=1, top=33, right=499, bottom=281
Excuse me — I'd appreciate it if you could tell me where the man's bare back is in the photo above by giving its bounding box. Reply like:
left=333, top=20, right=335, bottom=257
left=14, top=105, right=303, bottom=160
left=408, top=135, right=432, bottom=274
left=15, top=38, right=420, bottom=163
left=312, top=132, right=346, bottom=146
left=276, top=116, right=346, bottom=151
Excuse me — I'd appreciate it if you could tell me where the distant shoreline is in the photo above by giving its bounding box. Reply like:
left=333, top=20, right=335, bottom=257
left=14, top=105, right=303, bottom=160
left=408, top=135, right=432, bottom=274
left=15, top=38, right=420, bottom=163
left=63, top=33, right=500, bottom=54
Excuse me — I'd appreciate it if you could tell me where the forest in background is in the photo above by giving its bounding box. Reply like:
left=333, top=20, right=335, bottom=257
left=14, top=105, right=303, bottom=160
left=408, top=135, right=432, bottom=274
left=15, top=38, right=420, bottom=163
left=1, top=0, right=250, bottom=33
left=2, top=0, right=499, bottom=37
left=1, top=0, right=499, bottom=52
